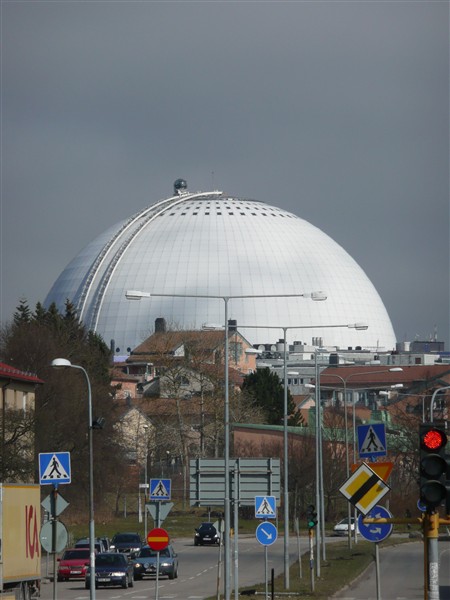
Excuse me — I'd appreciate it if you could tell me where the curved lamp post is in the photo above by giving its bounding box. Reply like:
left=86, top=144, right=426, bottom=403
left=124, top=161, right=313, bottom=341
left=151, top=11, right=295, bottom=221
left=126, top=289, right=327, bottom=599
left=51, top=358, right=95, bottom=600
left=430, top=385, right=450, bottom=422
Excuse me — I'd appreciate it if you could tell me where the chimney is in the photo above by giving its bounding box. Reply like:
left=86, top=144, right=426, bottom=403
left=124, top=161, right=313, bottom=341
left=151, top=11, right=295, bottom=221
left=228, top=319, right=237, bottom=332
left=155, top=318, right=167, bottom=333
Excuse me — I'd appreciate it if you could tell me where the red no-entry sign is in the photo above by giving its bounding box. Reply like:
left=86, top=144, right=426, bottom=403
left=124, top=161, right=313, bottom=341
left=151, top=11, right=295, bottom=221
left=147, top=527, right=169, bottom=551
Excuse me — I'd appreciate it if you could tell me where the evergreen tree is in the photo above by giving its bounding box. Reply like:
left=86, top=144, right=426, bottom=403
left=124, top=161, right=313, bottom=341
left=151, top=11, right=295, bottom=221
left=0, top=300, right=127, bottom=513
left=13, top=298, right=31, bottom=326
left=241, top=367, right=303, bottom=426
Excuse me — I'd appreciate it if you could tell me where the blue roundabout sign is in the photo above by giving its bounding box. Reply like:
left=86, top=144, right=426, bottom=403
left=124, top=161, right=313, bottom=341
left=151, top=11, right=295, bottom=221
left=358, top=504, right=393, bottom=542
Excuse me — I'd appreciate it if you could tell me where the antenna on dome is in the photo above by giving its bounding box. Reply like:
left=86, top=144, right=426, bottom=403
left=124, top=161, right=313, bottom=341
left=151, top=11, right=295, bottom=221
left=174, top=178, right=188, bottom=195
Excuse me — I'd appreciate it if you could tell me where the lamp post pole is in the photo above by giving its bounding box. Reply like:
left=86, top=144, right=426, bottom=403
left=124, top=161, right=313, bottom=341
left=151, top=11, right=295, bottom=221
left=282, top=327, right=290, bottom=589
left=243, top=322, right=365, bottom=586
left=142, top=424, right=149, bottom=540
left=126, top=289, right=327, bottom=598
left=313, top=372, right=352, bottom=549
left=51, top=359, right=95, bottom=600
left=314, top=351, right=322, bottom=576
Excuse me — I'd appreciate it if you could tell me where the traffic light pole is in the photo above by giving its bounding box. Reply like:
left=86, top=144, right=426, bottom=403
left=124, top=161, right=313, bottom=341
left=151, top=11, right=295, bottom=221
left=424, top=512, right=440, bottom=600
left=363, top=512, right=450, bottom=600
left=308, top=528, right=314, bottom=593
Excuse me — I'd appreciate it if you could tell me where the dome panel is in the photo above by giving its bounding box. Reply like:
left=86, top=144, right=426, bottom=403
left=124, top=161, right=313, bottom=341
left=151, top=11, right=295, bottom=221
left=45, top=191, right=396, bottom=352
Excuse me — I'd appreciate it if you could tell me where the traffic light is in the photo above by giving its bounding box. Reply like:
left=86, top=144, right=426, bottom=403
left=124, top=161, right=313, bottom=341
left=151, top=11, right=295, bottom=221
left=306, top=504, right=318, bottom=529
left=419, top=423, right=448, bottom=511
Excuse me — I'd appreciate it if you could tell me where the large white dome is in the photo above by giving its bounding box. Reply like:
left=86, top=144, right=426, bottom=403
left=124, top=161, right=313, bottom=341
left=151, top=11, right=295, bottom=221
left=45, top=184, right=396, bottom=353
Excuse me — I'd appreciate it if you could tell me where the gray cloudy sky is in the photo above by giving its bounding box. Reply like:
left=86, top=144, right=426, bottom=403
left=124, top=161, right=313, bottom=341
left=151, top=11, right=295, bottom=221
left=2, top=1, right=449, bottom=348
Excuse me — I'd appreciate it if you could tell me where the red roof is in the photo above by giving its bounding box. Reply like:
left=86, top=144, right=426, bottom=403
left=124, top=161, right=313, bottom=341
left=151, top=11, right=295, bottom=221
left=319, top=365, right=450, bottom=387
left=0, top=362, right=44, bottom=384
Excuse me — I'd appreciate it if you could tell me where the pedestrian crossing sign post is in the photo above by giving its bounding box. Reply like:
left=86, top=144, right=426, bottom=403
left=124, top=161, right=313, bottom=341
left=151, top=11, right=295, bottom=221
left=357, top=423, right=387, bottom=459
left=255, top=495, right=277, bottom=519
left=39, top=452, right=71, bottom=485
left=150, top=478, right=171, bottom=501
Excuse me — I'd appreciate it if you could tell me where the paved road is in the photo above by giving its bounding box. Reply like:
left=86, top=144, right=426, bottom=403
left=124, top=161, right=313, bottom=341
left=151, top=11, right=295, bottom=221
left=334, top=539, right=450, bottom=600
left=39, top=535, right=299, bottom=599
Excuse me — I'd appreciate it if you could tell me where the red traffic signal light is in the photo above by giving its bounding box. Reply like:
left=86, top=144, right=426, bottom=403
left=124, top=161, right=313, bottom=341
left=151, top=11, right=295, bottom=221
left=421, top=428, right=447, bottom=451
left=419, top=424, right=448, bottom=511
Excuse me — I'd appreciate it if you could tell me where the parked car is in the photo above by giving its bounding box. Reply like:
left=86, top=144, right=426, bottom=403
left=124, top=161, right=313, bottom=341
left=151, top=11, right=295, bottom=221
left=110, top=532, right=143, bottom=554
left=333, top=517, right=359, bottom=536
left=194, top=522, right=220, bottom=546
left=131, top=545, right=178, bottom=580
left=85, top=552, right=134, bottom=589
left=75, top=537, right=107, bottom=553
left=57, top=548, right=92, bottom=581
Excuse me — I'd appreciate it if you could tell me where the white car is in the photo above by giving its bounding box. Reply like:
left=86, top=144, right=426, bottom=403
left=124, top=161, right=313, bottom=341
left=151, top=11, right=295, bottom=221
left=333, top=517, right=359, bottom=536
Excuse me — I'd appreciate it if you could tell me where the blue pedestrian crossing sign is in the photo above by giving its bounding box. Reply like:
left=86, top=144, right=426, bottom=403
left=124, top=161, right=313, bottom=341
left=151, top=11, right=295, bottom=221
left=150, top=479, right=171, bottom=501
left=255, top=496, right=276, bottom=519
left=39, top=452, right=71, bottom=485
left=357, top=423, right=387, bottom=459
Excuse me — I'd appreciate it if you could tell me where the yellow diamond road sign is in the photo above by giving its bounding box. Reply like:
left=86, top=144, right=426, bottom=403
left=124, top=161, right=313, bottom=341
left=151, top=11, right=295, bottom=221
left=339, top=462, right=390, bottom=515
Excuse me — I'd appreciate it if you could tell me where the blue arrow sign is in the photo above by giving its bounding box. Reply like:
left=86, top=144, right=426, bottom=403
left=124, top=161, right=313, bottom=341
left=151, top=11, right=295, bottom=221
left=150, top=478, right=171, bottom=501
left=256, top=521, right=278, bottom=546
left=357, top=423, right=387, bottom=459
left=358, top=504, right=393, bottom=542
left=39, top=452, right=71, bottom=485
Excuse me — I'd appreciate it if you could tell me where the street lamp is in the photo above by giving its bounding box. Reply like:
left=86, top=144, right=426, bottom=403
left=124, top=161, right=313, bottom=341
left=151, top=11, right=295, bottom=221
left=242, top=322, right=366, bottom=587
left=126, top=289, right=326, bottom=599
left=51, top=358, right=96, bottom=600
left=430, top=385, right=450, bottom=422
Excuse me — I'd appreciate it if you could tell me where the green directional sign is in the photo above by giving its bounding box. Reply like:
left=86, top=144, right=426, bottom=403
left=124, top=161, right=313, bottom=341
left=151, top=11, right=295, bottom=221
left=190, top=458, right=281, bottom=507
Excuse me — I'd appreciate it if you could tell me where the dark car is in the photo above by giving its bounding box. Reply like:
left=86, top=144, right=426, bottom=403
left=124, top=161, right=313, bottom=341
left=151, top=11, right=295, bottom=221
left=75, top=537, right=106, bottom=553
left=57, top=548, right=92, bottom=581
left=194, top=522, right=220, bottom=546
left=109, top=532, right=143, bottom=554
left=85, top=552, right=134, bottom=589
left=132, top=544, right=178, bottom=580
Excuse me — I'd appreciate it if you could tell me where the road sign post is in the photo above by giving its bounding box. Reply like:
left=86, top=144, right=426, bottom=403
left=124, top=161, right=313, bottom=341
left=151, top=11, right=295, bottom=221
left=147, top=527, right=169, bottom=551
left=255, top=496, right=276, bottom=519
left=147, top=527, right=170, bottom=600
left=256, top=521, right=277, bottom=546
left=339, top=463, right=390, bottom=515
left=39, top=452, right=71, bottom=485
left=357, top=424, right=387, bottom=460
left=358, top=505, right=393, bottom=542
left=150, top=479, right=171, bottom=501
left=147, top=501, right=174, bottom=528
left=256, top=522, right=277, bottom=599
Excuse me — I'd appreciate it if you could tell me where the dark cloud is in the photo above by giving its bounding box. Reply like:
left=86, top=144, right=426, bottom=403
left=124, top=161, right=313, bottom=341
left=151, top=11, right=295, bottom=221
left=2, top=1, right=448, bottom=347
